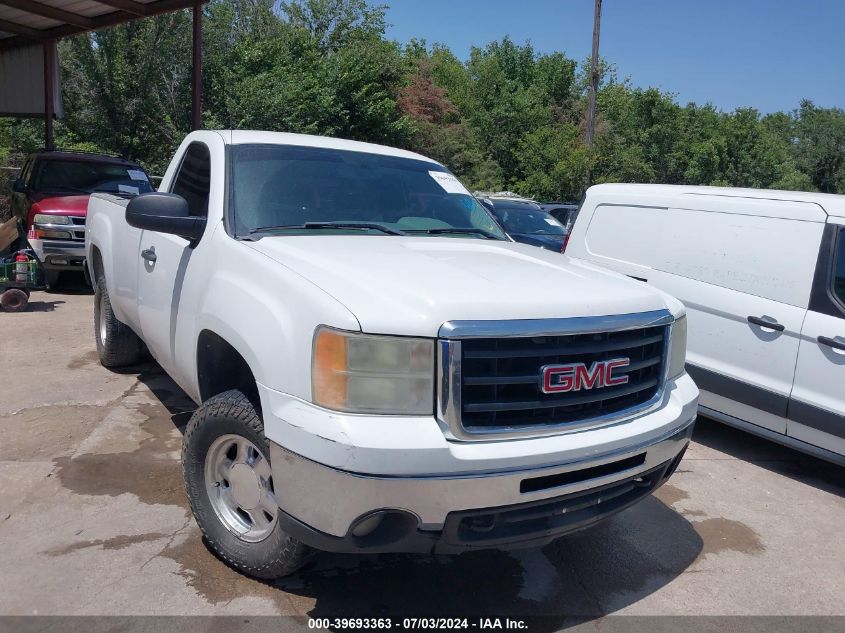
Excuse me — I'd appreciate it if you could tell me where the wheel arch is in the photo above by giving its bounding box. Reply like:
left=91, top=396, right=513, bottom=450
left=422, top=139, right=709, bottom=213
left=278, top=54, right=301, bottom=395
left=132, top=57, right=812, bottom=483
left=196, top=329, right=261, bottom=410
left=89, top=244, right=105, bottom=282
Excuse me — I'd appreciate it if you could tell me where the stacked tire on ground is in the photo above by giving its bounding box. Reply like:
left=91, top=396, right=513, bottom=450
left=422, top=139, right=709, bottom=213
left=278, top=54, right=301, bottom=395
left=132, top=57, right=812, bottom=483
left=0, top=288, right=29, bottom=312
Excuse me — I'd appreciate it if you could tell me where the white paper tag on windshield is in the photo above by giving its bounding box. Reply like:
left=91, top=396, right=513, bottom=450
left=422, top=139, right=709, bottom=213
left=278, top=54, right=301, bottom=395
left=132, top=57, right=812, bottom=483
left=119, top=184, right=139, bottom=195
left=127, top=169, right=148, bottom=181
left=429, top=171, right=470, bottom=195
left=545, top=218, right=560, bottom=226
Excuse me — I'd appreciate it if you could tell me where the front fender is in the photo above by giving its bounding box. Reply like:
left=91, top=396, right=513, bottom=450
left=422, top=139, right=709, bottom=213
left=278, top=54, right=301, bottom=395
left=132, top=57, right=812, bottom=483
left=188, top=238, right=360, bottom=404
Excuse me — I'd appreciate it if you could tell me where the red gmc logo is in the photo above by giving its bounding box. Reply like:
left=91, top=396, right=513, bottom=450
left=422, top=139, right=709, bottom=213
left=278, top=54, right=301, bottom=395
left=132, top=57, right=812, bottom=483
left=540, top=358, right=630, bottom=393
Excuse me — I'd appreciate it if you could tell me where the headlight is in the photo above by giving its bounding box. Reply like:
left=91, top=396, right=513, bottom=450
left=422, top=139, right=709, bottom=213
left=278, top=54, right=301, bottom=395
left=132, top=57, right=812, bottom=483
left=33, top=214, right=70, bottom=225
left=667, top=315, right=687, bottom=380
left=312, top=327, right=434, bottom=415
left=35, top=229, right=72, bottom=239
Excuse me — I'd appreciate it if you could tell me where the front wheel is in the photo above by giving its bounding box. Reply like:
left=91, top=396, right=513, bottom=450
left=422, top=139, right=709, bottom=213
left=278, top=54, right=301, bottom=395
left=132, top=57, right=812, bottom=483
left=182, top=390, right=313, bottom=579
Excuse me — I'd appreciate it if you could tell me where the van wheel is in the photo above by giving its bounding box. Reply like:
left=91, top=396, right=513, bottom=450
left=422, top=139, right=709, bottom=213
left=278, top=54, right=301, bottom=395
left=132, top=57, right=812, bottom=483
left=94, top=276, right=142, bottom=367
left=182, top=390, right=313, bottom=579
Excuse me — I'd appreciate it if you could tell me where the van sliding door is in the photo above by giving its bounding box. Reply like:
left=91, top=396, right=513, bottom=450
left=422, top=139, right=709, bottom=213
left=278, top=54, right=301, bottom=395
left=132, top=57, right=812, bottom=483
left=788, top=223, right=845, bottom=456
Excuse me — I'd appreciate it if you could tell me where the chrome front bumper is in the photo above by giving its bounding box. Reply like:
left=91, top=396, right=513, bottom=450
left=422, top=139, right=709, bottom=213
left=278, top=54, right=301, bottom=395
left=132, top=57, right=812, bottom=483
left=29, top=238, right=86, bottom=270
left=269, top=416, right=695, bottom=552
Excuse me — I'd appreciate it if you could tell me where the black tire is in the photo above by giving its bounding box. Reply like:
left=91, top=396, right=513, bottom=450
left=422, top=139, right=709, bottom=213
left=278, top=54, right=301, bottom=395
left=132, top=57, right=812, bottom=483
left=94, top=276, right=143, bottom=367
left=182, top=390, right=313, bottom=579
left=1, top=288, right=29, bottom=312
left=44, top=269, right=60, bottom=291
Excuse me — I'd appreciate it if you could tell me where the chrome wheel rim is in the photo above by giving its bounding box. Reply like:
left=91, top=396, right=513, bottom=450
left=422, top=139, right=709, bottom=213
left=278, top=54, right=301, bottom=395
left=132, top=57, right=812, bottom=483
left=204, top=434, right=278, bottom=542
left=97, top=294, right=107, bottom=347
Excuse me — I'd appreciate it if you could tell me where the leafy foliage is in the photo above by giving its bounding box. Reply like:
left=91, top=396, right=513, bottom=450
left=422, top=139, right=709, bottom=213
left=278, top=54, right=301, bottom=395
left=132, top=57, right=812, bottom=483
left=1, top=0, right=844, bottom=206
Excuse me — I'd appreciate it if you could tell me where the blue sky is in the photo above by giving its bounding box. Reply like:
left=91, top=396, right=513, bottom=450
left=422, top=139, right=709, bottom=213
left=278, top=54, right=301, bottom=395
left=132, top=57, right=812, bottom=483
left=377, top=0, right=845, bottom=114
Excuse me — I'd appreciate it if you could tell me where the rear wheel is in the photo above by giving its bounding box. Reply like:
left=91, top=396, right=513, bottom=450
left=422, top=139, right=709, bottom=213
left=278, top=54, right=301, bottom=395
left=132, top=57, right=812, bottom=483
left=94, top=276, right=143, bottom=367
left=182, top=390, right=313, bottom=579
left=0, top=288, right=29, bottom=312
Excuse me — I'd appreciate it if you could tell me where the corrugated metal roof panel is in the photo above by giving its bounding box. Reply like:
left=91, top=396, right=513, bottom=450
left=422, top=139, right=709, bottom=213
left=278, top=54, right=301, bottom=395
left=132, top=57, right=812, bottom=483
left=39, top=0, right=119, bottom=19
left=0, top=0, right=202, bottom=52
left=0, top=6, right=64, bottom=30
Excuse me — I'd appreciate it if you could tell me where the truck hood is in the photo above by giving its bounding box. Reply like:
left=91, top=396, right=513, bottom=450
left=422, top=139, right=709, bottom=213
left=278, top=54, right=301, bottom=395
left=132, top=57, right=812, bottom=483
left=246, top=236, right=673, bottom=337
left=30, top=194, right=90, bottom=216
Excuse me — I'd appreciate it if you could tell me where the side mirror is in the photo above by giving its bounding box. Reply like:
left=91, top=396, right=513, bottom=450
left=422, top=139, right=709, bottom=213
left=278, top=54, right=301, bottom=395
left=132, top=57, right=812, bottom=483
left=12, top=178, right=26, bottom=193
left=125, top=192, right=206, bottom=242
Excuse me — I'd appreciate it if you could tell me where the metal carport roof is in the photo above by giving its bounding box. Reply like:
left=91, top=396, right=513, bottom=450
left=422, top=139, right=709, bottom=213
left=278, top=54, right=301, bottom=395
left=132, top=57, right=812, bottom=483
left=0, top=0, right=202, bottom=51
left=0, top=0, right=206, bottom=148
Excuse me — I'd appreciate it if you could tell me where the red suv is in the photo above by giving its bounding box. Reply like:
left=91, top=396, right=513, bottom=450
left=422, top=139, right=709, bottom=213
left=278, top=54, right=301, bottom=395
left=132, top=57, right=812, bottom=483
left=11, top=151, right=153, bottom=287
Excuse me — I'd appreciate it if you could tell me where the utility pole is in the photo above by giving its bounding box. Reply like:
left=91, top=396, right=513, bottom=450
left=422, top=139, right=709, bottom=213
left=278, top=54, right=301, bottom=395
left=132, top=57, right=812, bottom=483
left=191, top=1, right=203, bottom=131
left=585, top=0, right=602, bottom=147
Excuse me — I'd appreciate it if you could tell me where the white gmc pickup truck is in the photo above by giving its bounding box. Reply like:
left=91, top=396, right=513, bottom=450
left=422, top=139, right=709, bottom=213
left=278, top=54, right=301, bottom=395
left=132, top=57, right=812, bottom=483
left=85, top=130, right=698, bottom=579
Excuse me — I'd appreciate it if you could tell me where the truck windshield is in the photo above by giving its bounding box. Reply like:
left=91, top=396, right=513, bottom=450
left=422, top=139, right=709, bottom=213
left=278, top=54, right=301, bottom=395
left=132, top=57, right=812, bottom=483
left=33, top=160, right=153, bottom=195
left=492, top=207, right=566, bottom=236
left=230, top=144, right=507, bottom=239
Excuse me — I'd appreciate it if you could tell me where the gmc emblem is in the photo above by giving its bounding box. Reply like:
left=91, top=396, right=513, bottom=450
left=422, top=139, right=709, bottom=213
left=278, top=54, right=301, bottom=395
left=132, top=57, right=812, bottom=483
left=540, top=358, right=630, bottom=394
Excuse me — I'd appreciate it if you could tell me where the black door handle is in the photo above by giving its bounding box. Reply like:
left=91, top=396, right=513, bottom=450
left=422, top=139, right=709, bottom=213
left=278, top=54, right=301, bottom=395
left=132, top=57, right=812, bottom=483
left=747, top=315, right=785, bottom=332
left=818, top=335, right=845, bottom=351
left=141, top=247, right=157, bottom=263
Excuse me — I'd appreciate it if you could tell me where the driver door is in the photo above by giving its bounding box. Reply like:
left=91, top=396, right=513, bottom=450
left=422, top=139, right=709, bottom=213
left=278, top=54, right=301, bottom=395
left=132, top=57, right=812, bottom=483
left=136, top=142, right=210, bottom=376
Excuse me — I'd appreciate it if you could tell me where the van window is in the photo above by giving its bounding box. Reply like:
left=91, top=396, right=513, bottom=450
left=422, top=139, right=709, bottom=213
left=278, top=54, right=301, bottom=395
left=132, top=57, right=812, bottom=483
left=171, top=143, right=210, bottom=217
left=834, top=229, right=845, bottom=306
left=585, top=204, right=824, bottom=307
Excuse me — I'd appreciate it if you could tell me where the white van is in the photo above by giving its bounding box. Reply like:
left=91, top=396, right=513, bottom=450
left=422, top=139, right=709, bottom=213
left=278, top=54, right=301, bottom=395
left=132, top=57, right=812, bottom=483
left=567, top=184, right=845, bottom=465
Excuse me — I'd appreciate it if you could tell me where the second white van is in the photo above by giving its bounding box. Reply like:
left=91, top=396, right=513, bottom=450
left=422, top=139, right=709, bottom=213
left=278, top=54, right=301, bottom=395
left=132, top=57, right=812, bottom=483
left=567, top=184, right=845, bottom=465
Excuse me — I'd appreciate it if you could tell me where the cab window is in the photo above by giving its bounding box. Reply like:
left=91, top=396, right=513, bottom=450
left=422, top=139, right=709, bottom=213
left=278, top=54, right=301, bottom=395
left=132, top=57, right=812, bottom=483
left=171, top=143, right=210, bottom=217
left=833, top=229, right=845, bottom=306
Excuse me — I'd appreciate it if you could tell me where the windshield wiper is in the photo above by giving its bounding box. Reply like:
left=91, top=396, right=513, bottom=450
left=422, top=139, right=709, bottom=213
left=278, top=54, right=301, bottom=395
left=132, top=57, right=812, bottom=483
left=406, top=227, right=501, bottom=240
left=304, top=222, right=406, bottom=235
left=249, top=222, right=405, bottom=236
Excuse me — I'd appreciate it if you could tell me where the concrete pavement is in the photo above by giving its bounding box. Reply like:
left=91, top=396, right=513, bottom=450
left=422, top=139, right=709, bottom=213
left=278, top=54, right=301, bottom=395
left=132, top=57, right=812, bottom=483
left=1, top=282, right=843, bottom=619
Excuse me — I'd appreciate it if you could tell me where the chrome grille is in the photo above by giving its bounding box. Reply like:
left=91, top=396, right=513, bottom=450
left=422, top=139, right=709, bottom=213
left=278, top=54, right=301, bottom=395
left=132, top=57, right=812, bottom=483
left=437, top=310, right=673, bottom=440
left=69, top=216, right=86, bottom=240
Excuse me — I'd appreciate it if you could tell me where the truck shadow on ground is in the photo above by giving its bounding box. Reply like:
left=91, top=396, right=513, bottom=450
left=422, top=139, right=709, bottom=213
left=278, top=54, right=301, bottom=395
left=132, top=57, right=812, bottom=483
left=47, top=271, right=93, bottom=295
left=692, top=417, right=845, bottom=498
left=129, top=361, right=705, bottom=623
left=281, top=500, right=702, bottom=624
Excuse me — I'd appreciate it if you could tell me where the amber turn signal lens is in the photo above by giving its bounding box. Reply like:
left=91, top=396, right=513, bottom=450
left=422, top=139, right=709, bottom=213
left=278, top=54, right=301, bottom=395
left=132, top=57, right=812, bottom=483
left=312, top=328, right=348, bottom=409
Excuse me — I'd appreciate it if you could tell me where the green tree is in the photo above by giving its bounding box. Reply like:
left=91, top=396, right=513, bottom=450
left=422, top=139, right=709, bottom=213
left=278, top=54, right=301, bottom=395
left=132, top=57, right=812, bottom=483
left=397, top=57, right=501, bottom=190
left=3, top=0, right=843, bottom=201
left=59, top=12, right=194, bottom=173
left=515, top=124, right=591, bottom=200
left=281, top=0, right=387, bottom=52
left=792, top=100, right=845, bottom=193
left=462, top=38, right=571, bottom=186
